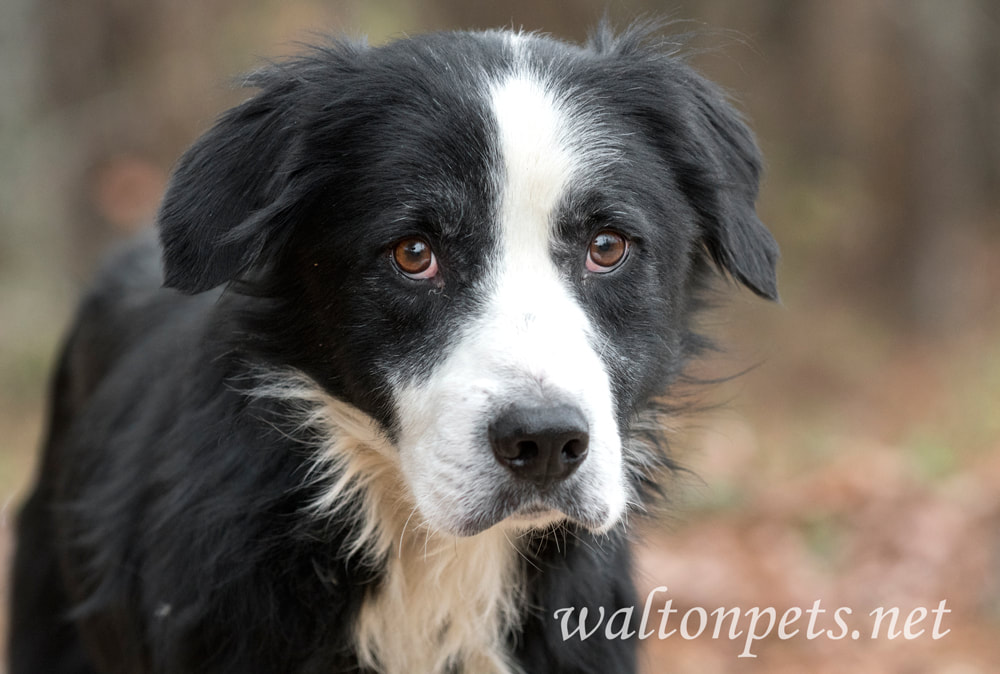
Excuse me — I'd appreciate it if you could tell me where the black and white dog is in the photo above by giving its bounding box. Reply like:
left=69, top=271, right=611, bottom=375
left=9, top=23, right=777, bottom=674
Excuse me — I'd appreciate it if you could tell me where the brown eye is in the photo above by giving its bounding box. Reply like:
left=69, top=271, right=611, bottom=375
left=392, top=237, right=438, bottom=279
left=586, top=230, right=629, bottom=272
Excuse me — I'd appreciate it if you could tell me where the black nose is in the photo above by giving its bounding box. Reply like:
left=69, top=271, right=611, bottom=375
left=488, top=404, right=589, bottom=489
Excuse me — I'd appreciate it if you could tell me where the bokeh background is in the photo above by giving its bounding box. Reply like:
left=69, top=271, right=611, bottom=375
left=2, top=1, right=998, bottom=672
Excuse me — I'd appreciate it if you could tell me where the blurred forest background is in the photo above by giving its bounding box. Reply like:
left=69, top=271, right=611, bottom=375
left=1, top=1, right=998, bottom=672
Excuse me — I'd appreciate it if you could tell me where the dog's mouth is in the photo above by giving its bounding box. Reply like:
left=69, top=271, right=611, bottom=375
left=447, top=487, right=613, bottom=536
left=513, top=502, right=550, bottom=517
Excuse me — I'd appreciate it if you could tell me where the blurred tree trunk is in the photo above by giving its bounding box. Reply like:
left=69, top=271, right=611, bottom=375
left=896, top=1, right=975, bottom=333
left=881, top=0, right=994, bottom=338
left=35, top=0, right=237, bottom=275
left=747, top=0, right=998, bottom=339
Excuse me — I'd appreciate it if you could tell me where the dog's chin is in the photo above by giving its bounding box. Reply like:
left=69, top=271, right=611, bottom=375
left=430, top=498, right=617, bottom=538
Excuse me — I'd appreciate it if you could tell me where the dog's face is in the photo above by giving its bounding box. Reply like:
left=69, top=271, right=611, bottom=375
left=157, top=28, right=777, bottom=537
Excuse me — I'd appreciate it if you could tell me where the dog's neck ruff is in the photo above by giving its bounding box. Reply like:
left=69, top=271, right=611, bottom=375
left=250, top=371, right=525, bottom=674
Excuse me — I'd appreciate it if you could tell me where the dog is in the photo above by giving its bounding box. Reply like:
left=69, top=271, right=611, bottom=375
left=8, top=21, right=777, bottom=674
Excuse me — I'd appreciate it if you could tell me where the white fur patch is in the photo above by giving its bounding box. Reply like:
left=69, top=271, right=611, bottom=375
left=250, top=372, right=524, bottom=674
left=488, top=70, right=629, bottom=530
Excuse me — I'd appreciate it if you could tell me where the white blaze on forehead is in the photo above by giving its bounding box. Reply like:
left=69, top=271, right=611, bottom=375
left=486, top=69, right=595, bottom=357
left=489, top=71, right=576, bottom=259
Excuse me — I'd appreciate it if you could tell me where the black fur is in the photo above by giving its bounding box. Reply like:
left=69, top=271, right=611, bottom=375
left=9, top=23, right=777, bottom=674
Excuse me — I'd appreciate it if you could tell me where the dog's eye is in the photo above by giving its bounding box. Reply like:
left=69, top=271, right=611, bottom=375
left=586, top=230, right=629, bottom=272
left=392, top=237, right=438, bottom=279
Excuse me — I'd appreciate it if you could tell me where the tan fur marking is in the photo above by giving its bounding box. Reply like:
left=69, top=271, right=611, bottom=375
left=251, top=371, right=524, bottom=674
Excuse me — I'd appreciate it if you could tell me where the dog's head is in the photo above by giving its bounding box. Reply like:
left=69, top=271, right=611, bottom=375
left=158, top=25, right=777, bottom=537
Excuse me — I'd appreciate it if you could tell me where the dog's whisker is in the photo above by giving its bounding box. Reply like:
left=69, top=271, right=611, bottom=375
left=503, top=530, right=542, bottom=573
left=399, top=506, right=419, bottom=559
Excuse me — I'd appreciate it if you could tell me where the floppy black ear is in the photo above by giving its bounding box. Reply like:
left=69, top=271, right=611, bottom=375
left=679, top=73, right=779, bottom=300
left=157, top=73, right=303, bottom=294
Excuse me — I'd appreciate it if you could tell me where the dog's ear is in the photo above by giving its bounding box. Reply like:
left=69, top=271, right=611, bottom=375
left=678, top=73, right=779, bottom=300
left=590, top=22, right=778, bottom=299
left=157, top=73, right=305, bottom=294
